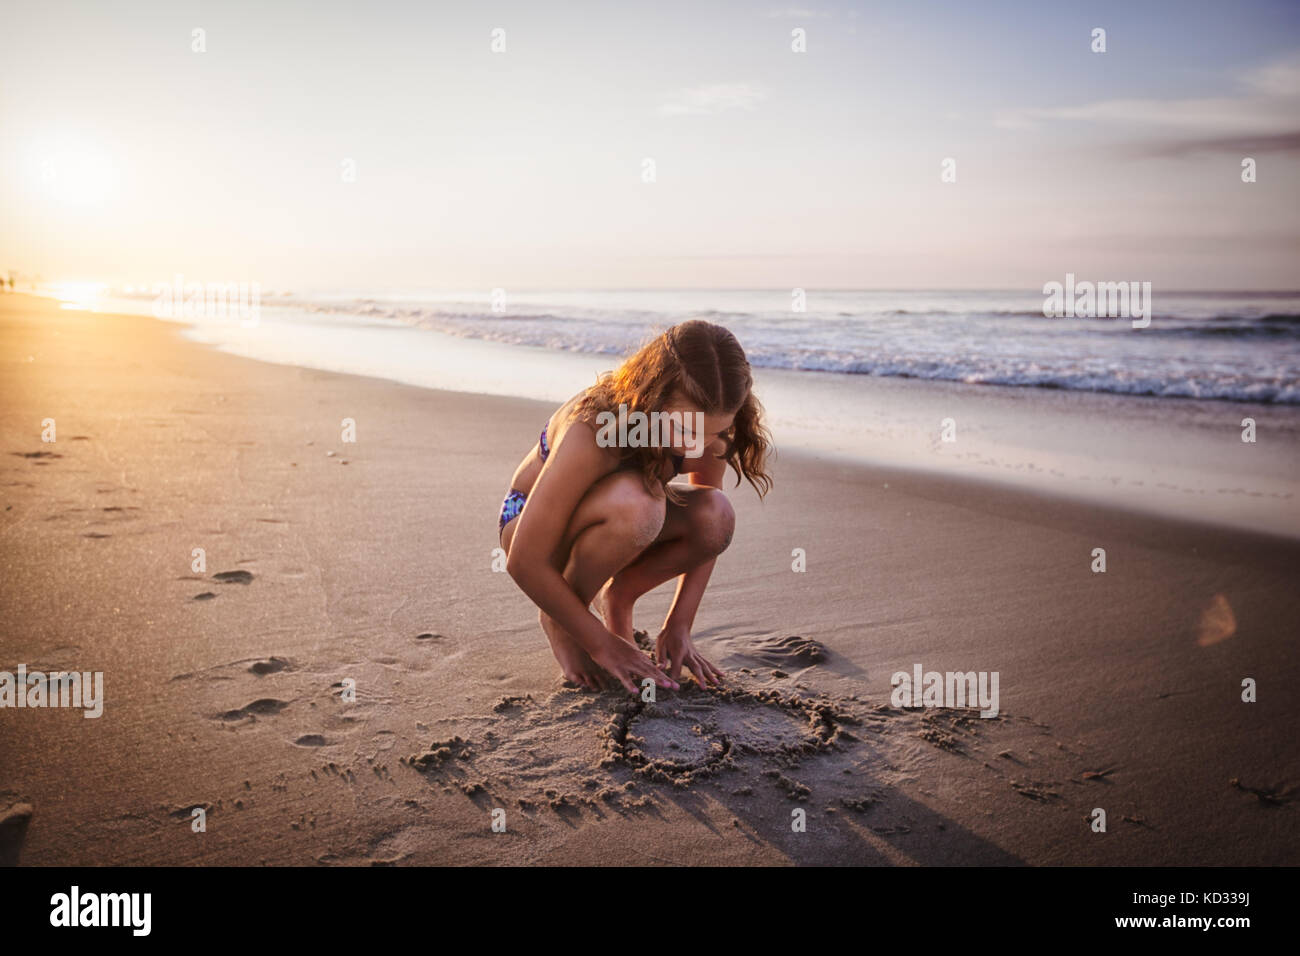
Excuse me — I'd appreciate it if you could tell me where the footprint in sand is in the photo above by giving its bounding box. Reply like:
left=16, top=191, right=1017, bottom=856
left=1229, top=778, right=1298, bottom=807
left=248, top=657, right=293, bottom=675
left=740, top=634, right=829, bottom=668
left=213, top=570, right=254, bottom=585
left=0, top=802, right=34, bottom=866
left=1010, top=780, right=1061, bottom=802
left=217, top=698, right=290, bottom=722
left=324, top=824, right=421, bottom=866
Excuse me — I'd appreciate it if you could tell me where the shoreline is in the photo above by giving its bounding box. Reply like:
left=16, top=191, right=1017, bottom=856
left=41, top=292, right=1300, bottom=540
left=2, top=292, right=1297, bottom=866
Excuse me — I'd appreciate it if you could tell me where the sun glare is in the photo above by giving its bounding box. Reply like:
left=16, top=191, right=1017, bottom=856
left=50, top=280, right=108, bottom=310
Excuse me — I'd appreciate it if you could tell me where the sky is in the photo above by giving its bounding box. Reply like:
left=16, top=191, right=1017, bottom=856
left=1, top=0, right=1298, bottom=291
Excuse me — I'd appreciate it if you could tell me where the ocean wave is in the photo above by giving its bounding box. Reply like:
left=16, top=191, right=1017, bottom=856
left=393, top=313, right=1300, bottom=404
left=242, top=294, right=1300, bottom=406
left=777, top=357, right=1300, bottom=404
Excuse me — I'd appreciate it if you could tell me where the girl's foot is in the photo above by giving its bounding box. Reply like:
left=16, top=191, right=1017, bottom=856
left=539, top=610, right=610, bottom=690
left=596, top=581, right=635, bottom=644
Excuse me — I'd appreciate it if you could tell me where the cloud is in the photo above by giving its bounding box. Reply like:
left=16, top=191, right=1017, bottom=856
left=994, top=51, right=1300, bottom=141
left=994, top=96, right=1289, bottom=132
left=657, top=83, right=766, bottom=117
left=1128, top=129, right=1300, bottom=158
left=1241, top=55, right=1300, bottom=97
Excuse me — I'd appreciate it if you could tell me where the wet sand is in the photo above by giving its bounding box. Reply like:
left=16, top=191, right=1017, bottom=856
left=1, top=293, right=1297, bottom=865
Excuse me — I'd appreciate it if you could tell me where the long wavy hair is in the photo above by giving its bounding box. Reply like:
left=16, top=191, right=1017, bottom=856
left=573, top=319, right=773, bottom=502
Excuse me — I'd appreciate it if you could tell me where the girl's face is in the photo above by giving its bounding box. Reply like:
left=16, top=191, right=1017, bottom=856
left=661, top=393, right=736, bottom=461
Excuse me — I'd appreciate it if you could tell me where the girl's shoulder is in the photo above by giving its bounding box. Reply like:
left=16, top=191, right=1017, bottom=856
left=547, top=389, right=608, bottom=451
left=550, top=388, right=598, bottom=433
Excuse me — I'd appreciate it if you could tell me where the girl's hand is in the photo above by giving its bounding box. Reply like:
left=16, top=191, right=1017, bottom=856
left=655, top=623, right=725, bottom=689
left=591, top=634, right=679, bottom=696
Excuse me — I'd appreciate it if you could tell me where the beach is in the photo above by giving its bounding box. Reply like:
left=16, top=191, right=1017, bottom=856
left=1, top=291, right=1297, bottom=866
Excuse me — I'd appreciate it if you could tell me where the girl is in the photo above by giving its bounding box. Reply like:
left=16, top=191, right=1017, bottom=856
left=499, top=320, right=772, bottom=695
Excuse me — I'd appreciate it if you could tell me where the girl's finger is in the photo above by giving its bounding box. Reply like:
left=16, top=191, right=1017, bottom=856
left=631, top=660, right=658, bottom=686
left=638, top=656, right=677, bottom=690
left=648, top=664, right=679, bottom=690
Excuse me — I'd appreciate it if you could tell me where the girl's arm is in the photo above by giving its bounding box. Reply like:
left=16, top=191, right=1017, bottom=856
left=663, top=441, right=730, bottom=633
left=505, top=420, right=677, bottom=693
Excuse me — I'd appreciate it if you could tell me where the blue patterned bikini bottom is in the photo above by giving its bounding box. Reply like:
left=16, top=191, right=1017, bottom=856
left=498, top=488, right=527, bottom=533
left=499, top=423, right=551, bottom=533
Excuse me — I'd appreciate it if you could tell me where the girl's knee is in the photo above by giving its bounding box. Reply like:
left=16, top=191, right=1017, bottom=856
left=596, top=472, right=666, bottom=546
left=689, top=489, right=735, bottom=555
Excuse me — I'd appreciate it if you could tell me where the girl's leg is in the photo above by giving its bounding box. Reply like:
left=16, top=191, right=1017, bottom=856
left=504, top=471, right=667, bottom=689
left=557, top=471, right=668, bottom=603
left=598, top=486, right=735, bottom=638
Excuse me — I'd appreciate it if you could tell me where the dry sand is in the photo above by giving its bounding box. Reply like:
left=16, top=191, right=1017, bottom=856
left=1, top=293, right=1296, bottom=865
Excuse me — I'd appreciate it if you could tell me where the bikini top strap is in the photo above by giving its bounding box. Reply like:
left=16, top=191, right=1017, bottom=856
left=539, top=422, right=550, bottom=460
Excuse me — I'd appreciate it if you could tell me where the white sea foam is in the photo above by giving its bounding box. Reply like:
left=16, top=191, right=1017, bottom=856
left=177, top=288, right=1300, bottom=405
